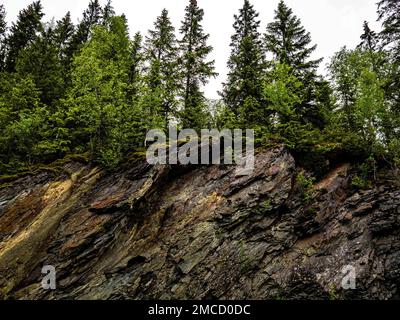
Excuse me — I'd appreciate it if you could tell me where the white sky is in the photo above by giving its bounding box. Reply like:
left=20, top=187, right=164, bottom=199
left=1, top=0, right=381, bottom=99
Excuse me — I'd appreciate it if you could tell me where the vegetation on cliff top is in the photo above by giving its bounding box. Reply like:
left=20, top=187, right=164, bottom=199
left=0, top=0, right=400, bottom=177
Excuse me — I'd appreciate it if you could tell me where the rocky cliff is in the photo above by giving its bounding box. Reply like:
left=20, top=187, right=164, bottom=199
left=0, top=146, right=399, bottom=300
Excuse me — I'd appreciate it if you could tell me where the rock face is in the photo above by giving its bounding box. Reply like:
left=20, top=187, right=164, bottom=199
left=0, top=146, right=399, bottom=300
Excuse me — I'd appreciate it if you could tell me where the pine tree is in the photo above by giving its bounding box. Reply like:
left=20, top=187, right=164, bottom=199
left=0, top=75, right=44, bottom=169
left=68, top=0, right=102, bottom=58
left=378, top=0, right=400, bottom=55
left=16, top=25, right=65, bottom=105
left=377, top=0, right=400, bottom=121
left=128, top=32, right=144, bottom=103
left=265, top=0, right=322, bottom=76
left=0, top=5, right=6, bottom=72
left=358, top=21, right=378, bottom=51
left=264, top=0, right=324, bottom=127
left=222, top=0, right=266, bottom=126
left=144, top=9, right=179, bottom=130
left=5, top=1, right=44, bottom=72
left=179, top=0, right=217, bottom=130
left=63, top=16, right=138, bottom=167
left=102, top=0, right=116, bottom=26
left=54, top=12, right=74, bottom=63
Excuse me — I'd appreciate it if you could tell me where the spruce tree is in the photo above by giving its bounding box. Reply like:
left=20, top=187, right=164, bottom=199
left=0, top=5, right=6, bottom=72
left=358, top=21, right=378, bottom=52
left=265, top=0, right=321, bottom=76
left=144, top=9, right=179, bottom=130
left=16, top=25, right=65, bottom=105
left=68, top=0, right=102, bottom=59
left=377, top=0, right=400, bottom=155
left=222, top=0, right=266, bottom=126
left=378, top=0, right=400, bottom=56
left=102, top=0, right=116, bottom=26
left=5, top=1, right=44, bottom=72
left=264, top=0, right=324, bottom=127
left=54, top=12, right=75, bottom=63
left=63, top=16, right=135, bottom=167
left=179, top=0, right=217, bottom=130
left=128, top=32, right=144, bottom=103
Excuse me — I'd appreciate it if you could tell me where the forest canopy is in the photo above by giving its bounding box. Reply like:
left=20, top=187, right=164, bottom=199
left=0, top=0, right=399, bottom=175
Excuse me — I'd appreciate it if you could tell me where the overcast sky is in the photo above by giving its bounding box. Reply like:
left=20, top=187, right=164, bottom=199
left=1, top=0, right=381, bottom=99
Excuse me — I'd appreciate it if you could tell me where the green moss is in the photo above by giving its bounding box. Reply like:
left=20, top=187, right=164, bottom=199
left=328, top=284, right=340, bottom=300
left=0, top=153, right=90, bottom=187
left=351, top=175, right=372, bottom=190
left=296, top=171, right=316, bottom=202
left=239, top=240, right=251, bottom=273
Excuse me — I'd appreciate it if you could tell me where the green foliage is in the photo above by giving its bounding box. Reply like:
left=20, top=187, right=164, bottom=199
left=328, top=284, right=340, bottom=300
left=265, top=0, right=322, bottom=74
left=327, top=47, right=399, bottom=165
left=351, top=157, right=376, bottom=190
left=16, top=26, right=65, bottom=105
left=1, top=0, right=400, bottom=178
left=222, top=0, right=265, bottom=119
left=144, top=9, right=179, bottom=131
left=5, top=1, right=44, bottom=72
left=62, top=16, right=141, bottom=168
left=265, top=1, right=325, bottom=127
left=0, top=5, right=6, bottom=72
left=296, top=171, right=316, bottom=202
left=179, top=0, right=217, bottom=131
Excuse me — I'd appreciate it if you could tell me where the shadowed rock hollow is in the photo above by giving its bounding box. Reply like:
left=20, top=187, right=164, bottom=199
left=0, top=146, right=399, bottom=300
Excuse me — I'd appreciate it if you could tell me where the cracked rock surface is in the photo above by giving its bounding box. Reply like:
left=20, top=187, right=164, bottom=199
left=0, top=146, right=399, bottom=299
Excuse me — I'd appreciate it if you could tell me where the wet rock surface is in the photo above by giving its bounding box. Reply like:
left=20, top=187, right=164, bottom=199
left=0, top=146, right=399, bottom=300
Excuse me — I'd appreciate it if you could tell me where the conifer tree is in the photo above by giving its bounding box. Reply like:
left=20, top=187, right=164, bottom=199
left=144, top=9, right=179, bottom=130
left=53, top=12, right=75, bottom=63
left=102, top=0, right=115, bottom=25
left=378, top=0, right=400, bottom=56
left=68, top=0, right=102, bottom=59
left=358, top=21, right=378, bottom=52
left=16, top=25, right=65, bottom=105
left=5, top=1, right=44, bottom=72
left=264, top=0, right=324, bottom=127
left=222, top=0, right=266, bottom=125
left=128, top=32, right=144, bottom=103
left=102, top=0, right=116, bottom=26
left=179, top=0, right=217, bottom=130
left=63, top=16, right=140, bottom=167
left=265, top=0, right=321, bottom=76
left=377, top=0, right=400, bottom=117
left=0, top=5, right=6, bottom=72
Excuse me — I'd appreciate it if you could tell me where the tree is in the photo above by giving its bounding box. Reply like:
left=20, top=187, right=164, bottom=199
left=68, top=0, right=102, bottom=60
left=0, top=74, right=45, bottom=171
left=222, top=0, right=266, bottom=126
left=16, top=25, right=65, bottom=105
left=328, top=48, right=393, bottom=156
left=62, top=16, right=141, bottom=167
left=5, top=1, right=44, bottom=72
left=102, top=0, right=116, bottom=26
left=179, top=0, right=217, bottom=130
left=265, top=0, right=321, bottom=76
left=378, top=0, right=400, bottom=55
left=264, top=0, right=324, bottom=127
left=377, top=0, right=400, bottom=124
left=144, top=9, right=179, bottom=130
left=329, top=48, right=366, bottom=130
left=53, top=12, right=75, bottom=63
left=0, top=5, right=6, bottom=72
left=127, top=32, right=144, bottom=103
left=358, top=21, right=378, bottom=52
